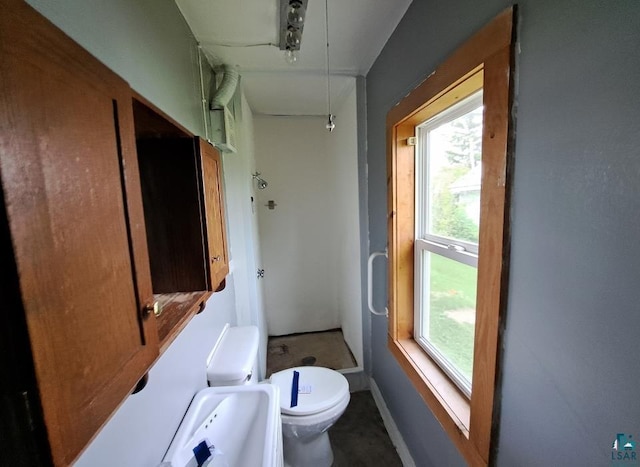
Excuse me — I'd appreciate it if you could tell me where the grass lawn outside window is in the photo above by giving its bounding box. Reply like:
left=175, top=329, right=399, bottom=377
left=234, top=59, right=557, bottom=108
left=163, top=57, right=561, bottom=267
left=427, top=253, right=477, bottom=379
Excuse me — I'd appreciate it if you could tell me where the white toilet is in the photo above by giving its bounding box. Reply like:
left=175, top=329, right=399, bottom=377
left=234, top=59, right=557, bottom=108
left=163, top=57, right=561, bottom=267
left=270, top=366, right=350, bottom=467
left=207, top=325, right=350, bottom=467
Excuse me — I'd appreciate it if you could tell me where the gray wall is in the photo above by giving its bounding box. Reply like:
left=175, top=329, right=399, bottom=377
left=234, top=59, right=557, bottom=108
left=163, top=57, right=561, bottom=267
left=365, top=0, right=640, bottom=465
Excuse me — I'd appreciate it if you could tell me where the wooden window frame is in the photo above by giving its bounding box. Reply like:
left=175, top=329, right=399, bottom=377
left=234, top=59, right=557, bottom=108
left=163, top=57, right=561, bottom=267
left=386, top=8, right=515, bottom=466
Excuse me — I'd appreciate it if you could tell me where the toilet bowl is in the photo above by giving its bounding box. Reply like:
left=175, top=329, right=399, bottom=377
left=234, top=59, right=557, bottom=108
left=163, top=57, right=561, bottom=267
left=270, top=366, right=350, bottom=467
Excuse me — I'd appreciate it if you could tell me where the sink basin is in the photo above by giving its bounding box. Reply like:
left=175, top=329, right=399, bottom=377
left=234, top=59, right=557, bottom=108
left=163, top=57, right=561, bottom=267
left=163, top=384, right=282, bottom=467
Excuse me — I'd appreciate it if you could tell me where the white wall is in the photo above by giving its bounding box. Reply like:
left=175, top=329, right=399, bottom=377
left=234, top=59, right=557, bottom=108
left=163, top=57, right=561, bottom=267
left=222, top=91, right=268, bottom=378
left=326, top=83, right=364, bottom=368
left=254, top=116, right=340, bottom=335
left=254, top=85, right=363, bottom=368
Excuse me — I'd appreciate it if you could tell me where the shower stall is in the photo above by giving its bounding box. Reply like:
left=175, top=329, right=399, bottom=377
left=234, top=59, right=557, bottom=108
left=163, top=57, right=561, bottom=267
left=252, top=80, right=363, bottom=372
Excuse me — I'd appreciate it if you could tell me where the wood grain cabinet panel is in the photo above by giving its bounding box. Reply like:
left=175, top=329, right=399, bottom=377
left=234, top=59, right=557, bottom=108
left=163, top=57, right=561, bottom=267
left=137, top=137, right=208, bottom=294
left=198, top=139, right=229, bottom=291
left=0, top=1, right=158, bottom=464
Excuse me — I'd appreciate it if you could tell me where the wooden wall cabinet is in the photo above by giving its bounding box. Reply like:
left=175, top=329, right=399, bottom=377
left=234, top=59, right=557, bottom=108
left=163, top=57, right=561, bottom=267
left=0, top=1, right=229, bottom=465
left=0, top=0, right=159, bottom=465
left=133, top=98, right=229, bottom=350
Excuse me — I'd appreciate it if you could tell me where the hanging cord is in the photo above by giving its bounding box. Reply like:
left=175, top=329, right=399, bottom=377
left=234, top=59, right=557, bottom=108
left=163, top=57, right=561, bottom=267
left=325, top=0, right=335, bottom=131
left=325, top=0, right=330, bottom=116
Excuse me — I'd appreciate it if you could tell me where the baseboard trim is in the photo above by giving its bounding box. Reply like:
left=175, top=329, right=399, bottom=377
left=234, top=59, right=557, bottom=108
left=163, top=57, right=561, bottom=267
left=370, top=378, right=416, bottom=467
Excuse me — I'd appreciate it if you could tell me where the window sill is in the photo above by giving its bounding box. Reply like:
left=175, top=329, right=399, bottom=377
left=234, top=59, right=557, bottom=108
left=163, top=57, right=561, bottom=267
left=390, top=336, right=470, bottom=431
left=389, top=336, right=486, bottom=466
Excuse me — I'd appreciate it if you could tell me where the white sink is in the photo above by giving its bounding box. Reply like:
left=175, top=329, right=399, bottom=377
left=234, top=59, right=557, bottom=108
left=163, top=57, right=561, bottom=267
left=163, top=384, right=282, bottom=467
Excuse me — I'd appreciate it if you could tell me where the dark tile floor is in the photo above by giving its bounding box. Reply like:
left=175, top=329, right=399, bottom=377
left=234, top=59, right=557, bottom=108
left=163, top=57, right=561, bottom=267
left=329, top=391, right=403, bottom=467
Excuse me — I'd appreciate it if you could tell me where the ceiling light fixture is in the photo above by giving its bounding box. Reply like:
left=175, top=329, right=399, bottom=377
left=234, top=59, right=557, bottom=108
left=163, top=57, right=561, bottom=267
left=279, top=0, right=307, bottom=65
left=324, top=0, right=335, bottom=132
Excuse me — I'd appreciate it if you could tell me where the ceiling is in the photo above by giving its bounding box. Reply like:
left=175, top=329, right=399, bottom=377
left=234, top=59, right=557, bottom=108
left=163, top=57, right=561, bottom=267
left=175, top=0, right=412, bottom=116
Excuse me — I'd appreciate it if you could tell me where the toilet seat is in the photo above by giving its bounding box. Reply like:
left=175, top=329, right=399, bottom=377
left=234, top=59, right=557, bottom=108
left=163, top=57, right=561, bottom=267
left=270, top=367, right=349, bottom=416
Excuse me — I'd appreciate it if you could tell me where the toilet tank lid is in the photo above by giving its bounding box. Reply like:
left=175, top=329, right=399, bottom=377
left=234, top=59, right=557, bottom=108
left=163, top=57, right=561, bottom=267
left=270, top=366, right=349, bottom=416
left=206, top=326, right=259, bottom=384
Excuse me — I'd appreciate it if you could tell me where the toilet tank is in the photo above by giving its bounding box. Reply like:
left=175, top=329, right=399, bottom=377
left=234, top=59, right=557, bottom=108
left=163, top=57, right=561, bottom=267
left=206, top=324, right=260, bottom=386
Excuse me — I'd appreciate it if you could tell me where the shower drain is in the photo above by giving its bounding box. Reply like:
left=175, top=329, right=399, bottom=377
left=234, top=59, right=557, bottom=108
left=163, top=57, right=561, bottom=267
left=301, top=356, right=317, bottom=366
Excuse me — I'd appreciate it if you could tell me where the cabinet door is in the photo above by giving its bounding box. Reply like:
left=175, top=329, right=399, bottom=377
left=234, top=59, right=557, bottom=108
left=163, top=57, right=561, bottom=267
left=198, top=139, right=229, bottom=290
left=0, top=1, right=158, bottom=464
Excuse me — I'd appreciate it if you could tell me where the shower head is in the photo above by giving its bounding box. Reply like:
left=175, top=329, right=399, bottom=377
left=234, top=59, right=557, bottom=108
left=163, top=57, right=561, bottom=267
left=252, top=172, right=268, bottom=190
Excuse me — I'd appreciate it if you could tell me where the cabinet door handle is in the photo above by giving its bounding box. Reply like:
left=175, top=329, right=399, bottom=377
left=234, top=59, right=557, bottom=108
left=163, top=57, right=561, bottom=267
left=211, top=255, right=222, bottom=262
left=143, top=301, right=161, bottom=318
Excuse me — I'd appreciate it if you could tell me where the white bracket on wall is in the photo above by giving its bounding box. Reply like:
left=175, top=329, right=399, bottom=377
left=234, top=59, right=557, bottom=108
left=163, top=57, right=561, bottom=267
left=367, top=249, right=389, bottom=317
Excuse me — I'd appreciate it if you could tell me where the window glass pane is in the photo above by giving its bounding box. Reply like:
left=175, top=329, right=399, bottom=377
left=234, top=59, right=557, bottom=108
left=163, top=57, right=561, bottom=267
left=419, top=251, right=477, bottom=384
left=427, top=104, right=483, bottom=243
